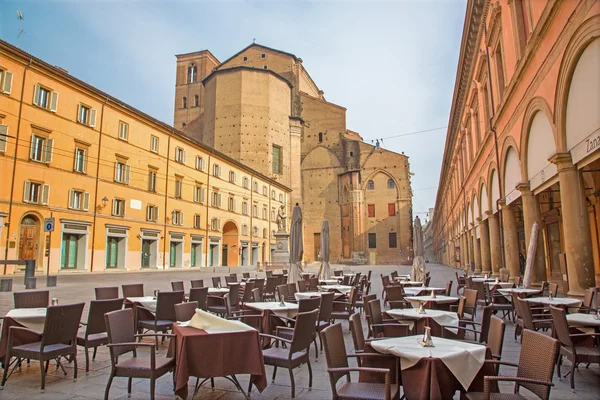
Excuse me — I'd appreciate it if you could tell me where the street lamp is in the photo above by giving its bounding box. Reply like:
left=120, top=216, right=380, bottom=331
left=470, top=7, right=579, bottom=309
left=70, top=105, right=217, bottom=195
left=101, top=196, right=109, bottom=208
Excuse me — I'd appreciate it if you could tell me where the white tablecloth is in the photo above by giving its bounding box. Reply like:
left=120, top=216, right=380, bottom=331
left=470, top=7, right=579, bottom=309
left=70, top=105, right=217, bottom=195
left=386, top=308, right=459, bottom=333
left=371, top=335, right=487, bottom=389
left=127, top=296, right=157, bottom=312
left=396, top=281, right=424, bottom=287
left=566, top=313, right=600, bottom=329
left=471, top=278, right=496, bottom=283
left=524, top=296, right=582, bottom=307
left=403, top=287, right=446, bottom=296
left=405, top=295, right=460, bottom=309
left=485, top=282, right=514, bottom=289
left=320, top=285, right=353, bottom=296
left=497, top=288, right=540, bottom=300
left=319, top=279, right=340, bottom=285
left=244, top=302, right=299, bottom=318
left=5, top=308, right=47, bottom=332
left=393, top=275, right=412, bottom=282
left=294, top=291, right=342, bottom=301
left=208, top=288, right=230, bottom=295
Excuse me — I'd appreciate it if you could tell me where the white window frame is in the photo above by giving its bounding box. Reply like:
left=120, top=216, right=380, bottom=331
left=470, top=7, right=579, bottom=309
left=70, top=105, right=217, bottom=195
left=242, top=177, right=249, bottom=189
left=175, top=178, right=183, bottom=198
left=242, top=201, right=248, bottom=215
left=33, top=83, right=58, bottom=112
left=77, top=104, right=96, bottom=127
left=112, top=198, right=125, bottom=217
left=229, top=171, right=237, bottom=183
left=146, top=205, right=159, bottom=221
left=228, top=197, right=235, bottom=212
left=150, top=135, right=159, bottom=153
left=213, top=163, right=221, bottom=178
left=68, top=189, right=90, bottom=211
left=0, top=69, right=13, bottom=95
left=175, top=147, right=186, bottom=164
left=73, top=147, right=87, bottom=173
left=193, top=214, right=201, bottom=229
left=0, top=124, right=7, bottom=153
left=114, top=161, right=130, bottom=184
left=23, top=181, right=49, bottom=205
left=148, top=170, right=157, bottom=192
left=30, top=134, right=53, bottom=164
left=172, top=210, right=184, bottom=226
left=118, top=121, right=129, bottom=141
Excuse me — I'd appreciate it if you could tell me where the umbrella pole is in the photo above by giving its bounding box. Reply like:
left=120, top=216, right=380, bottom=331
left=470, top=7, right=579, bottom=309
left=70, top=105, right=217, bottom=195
left=318, top=262, right=323, bottom=280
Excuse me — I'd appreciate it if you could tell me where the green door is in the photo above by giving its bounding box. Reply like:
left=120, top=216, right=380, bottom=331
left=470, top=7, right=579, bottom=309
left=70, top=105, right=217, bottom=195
left=191, top=244, right=196, bottom=267
left=170, top=241, right=177, bottom=268
left=61, top=234, right=78, bottom=269
left=106, top=237, right=118, bottom=268
left=141, top=240, right=151, bottom=268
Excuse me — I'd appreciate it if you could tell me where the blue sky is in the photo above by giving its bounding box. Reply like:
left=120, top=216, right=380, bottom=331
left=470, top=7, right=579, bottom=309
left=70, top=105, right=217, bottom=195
left=0, top=0, right=466, bottom=219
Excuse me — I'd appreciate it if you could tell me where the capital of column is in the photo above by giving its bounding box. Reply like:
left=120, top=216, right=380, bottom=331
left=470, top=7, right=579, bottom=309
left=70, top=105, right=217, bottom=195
left=498, top=199, right=506, bottom=208
left=476, top=217, right=482, bottom=223
left=484, top=210, right=495, bottom=218
left=516, top=182, right=533, bottom=197
left=549, top=152, right=575, bottom=172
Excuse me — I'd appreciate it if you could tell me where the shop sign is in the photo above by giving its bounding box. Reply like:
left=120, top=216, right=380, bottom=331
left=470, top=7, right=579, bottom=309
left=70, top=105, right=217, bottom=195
left=529, top=163, right=558, bottom=191
left=571, top=127, right=600, bottom=165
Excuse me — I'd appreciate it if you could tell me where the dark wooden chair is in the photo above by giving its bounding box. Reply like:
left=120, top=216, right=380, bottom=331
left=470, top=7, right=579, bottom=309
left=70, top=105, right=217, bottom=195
left=13, top=290, right=49, bottom=308
left=349, top=312, right=366, bottom=358
left=548, top=283, right=559, bottom=297
left=122, top=284, right=144, bottom=298
left=578, top=287, right=596, bottom=313
left=455, top=272, right=466, bottom=295
left=517, top=297, right=552, bottom=338
left=253, top=278, right=265, bottom=299
left=263, top=277, right=279, bottom=301
left=314, top=292, right=335, bottom=357
left=361, top=294, right=377, bottom=337
left=188, top=287, right=208, bottom=311
left=463, top=330, right=559, bottom=400
left=333, top=270, right=343, bottom=277
left=513, top=276, right=522, bottom=287
left=386, top=285, right=411, bottom=309
left=321, top=322, right=399, bottom=400
left=77, top=298, right=124, bottom=372
left=550, top=305, right=600, bottom=390
left=190, top=279, right=204, bottom=288
left=258, top=309, right=319, bottom=398
left=225, top=275, right=237, bottom=284
left=286, top=283, right=298, bottom=299
left=212, top=276, right=222, bottom=288
left=136, top=291, right=184, bottom=348
left=174, top=301, right=198, bottom=322
left=1, top=302, right=84, bottom=392
left=104, top=308, right=175, bottom=400
left=208, top=284, right=240, bottom=316
left=95, top=287, right=119, bottom=300
left=171, top=281, right=184, bottom=292
left=239, top=281, right=255, bottom=306
left=308, top=277, right=319, bottom=291
left=252, top=288, right=262, bottom=302
left=242, top=272, right=251, bottom=279
left=488, top=316, right=507, bottom=360
left=331, top=287, right=358, bottom=323
left=368, top=299, right=403, bottom=338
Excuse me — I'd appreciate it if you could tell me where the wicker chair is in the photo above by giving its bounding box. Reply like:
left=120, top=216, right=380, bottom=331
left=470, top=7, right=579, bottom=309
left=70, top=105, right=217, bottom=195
left=550, top=305, right=600, bottom=390
left=258, top=309, right=319, bottom=398
left=95, top=287, right=119, bottom=300
left=390, top=271, right=399, bottom=280
left=485, top=284, right=514, bottom=322
left=263, top=277, right=280, bottom=301
left=170, top=281, right=184, bottom=292
left=361, top=294, right=377, bottom=337
left=445, top=281, right=453, bottom=297
left=349, top=312, right=366, bottom=355
left=313, top=292, right=335, bottom=358
left=456, top=272, right=466, bottom=295
left=174, top=301, right=198, bottom=322
left=253, top=278, right=265, bottom=299
left=513, top=276, right=522, bottom=287
left=122, top=284, right=143, bottom=308
left=321, top=323, right=399, bottom=400
left=104, top=308, right=175, bottom=400
left=308, top=277, right=319, bottom=290
left=266, top=270, right=274, bottom=278
left=225, top=275, right=237, bottom=284
left=239, top=281, right=255, bottom=306
left=190, top=279, right=204, bottom=288
left=1, top=302, right=84, bottom=392
left=188, top=287, right=208, bottom=310
left=354, top=283, right=372, bottom=313
left=517, top=297, right=552, bottom=338
left=286, top=283, right=298, bottom=299
left=368, top=299, right=403, bottom=338
left=77, top=298, right=124, bottom=373
left=212, top=276, right=222, bottom=288
left=442, top=302, right=492, bottom=341
left=487, top=316, right=506, bottom=360
left=463, top=330, right=560, bottom=400
left=13, top=290, right=49, bottom=308
left=242, top=272, right=251, bottom=279
left=386, top=285, right=410, bottom=309
left=136, top=291, right=184, bottom=348
left=252, top=288, right=262, bottom=302
left=577, top=288, right=596, bottom=313
left=208, top=284, right=240, bottom=316
left=331, top=287, right=358, bottom=323
left=548, top=283, right=559, bottom=297
left=298, top=280, right=310, bottom=292
left=334, top=270, right=343, bottom=277
left=276, top=284, right=289, bottom=302
left=472, top=281, right=488, bottom=307
left=380, top=275, right=392, bottom=303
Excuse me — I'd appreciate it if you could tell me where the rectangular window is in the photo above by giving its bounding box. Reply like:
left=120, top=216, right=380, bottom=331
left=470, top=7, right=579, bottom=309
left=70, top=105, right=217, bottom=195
left=262, top=207, right=267, bottom=219
left=228, top=197, right=235, bottom=212
left=253, top=226, right=259, bottom=236
left=77, top=104, right=96, bottom=127
left=213, top=164, right=221, bottom=177
left=272, top=145, right=282, bottom=174
left=211, top=192, right=221, bottom=207
left=388, top=203, right=396, bottom=216
left=271, top=190, right=276, bottom=200
left=242, top=201, right=248, bottom=215
left=262, top=186, right=267, bottom=196
left=23, top=181, right=49, bottom=205
left=195, top=156, right=205, bottom=171
left=0, top=69, right=13, bottom=94
left=193, top=186, right=205, bottom=203
left=193, top=214, right=201, bottom=229
left=175, top=178, right=183, bottom=198
left=172, top=210, right=183, bottom=226
left=229, top=171, right=237, bottom=183
left=114, top=161, right=130, bottom=184
left=148, top=170, right=157, bottom=192
left=150, top=135, right=159, bottom=152
left=253, top=204, right=258, bottom=217
left=74, top=147, right=87, bottom=173
left=118, top=121, right=129, bottom=141
left=175, top=147, right=186, bottom=163
left=68, top=189, right=89, bottom=211
left=368, top=204, right=375, bottom=218
left=33, top=83, right=58, bottom=112
left=30, top=134, right=53, bottom=163
left=368, top=233, right=377, bottom=249
left=494, top=45, right=505, bottom=99
left=146, top=205, right=158, bottom=221
left=242, top=224, right=248, bottom=235
left=242, top=177, right=249, bottom=189
left=0, top=124, right=7, bottom=153
left=388, top=232, right=397, bottom=248
left=112, top=198, right=125, bottom=217
left=211, top=218, right=220, bottom=231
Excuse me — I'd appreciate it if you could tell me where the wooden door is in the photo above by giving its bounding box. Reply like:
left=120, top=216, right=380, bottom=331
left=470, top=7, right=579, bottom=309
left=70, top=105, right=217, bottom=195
left=19, top=225, right=36, bottom=260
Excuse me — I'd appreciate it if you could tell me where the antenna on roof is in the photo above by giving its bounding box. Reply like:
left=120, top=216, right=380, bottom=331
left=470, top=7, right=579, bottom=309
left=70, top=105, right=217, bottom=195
left=16, top=10, right=25, bottom=48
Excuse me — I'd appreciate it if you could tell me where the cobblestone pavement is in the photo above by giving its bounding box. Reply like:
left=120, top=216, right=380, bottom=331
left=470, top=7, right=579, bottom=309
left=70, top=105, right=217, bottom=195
left=0, top=263, right=598, bottom=399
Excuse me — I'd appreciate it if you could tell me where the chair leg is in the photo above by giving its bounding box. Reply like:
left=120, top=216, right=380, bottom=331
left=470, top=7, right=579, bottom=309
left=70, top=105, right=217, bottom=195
left=150, top=378, right=156, bottom=400
left=104, top=371, right=115, bottom=400
left=45, top=360, right=50, bottom=373
left=313, top=337, right=318, bottom=360
left=307, top=358, right=313, bottom=390
left=93, top=346, right=98, bottom=360
left=570, top=361, right=575, bottom=391
left=272, top=366, right=277, bottom=382
left=85, top=346, right=90, bottom=374
left=556, top=355, right=562, bottom=379
left=288, top=367, right=295, bottom=398
left=73, top=351, right=78, bottom=382
left=128, top=377, right=133, bottom=397
left=40, top=360, right=46, bottom=392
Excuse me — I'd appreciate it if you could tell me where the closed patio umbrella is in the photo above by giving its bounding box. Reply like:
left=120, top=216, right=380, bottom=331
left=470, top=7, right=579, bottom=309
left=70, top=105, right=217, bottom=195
left=318, top=220, right=331, bottom=280
left=411, top=216, right=427, bottom=282
left=288, top=204, right=303, bottom=284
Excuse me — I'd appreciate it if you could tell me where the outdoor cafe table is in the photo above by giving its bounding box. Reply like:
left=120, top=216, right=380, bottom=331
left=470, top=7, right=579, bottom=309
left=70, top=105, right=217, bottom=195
left=243, top=302, right=299, bottom=344
left=524, top=296, right=582, bottom=312
left=485, top=281, right=515, bottom=289
left=394, top=280, right=424, bottom=287
left=393, top=274, right=412, bottom=281
left=471, top=278, right=496, bottom=283
left=497, top=287, right=540, bottom=299
left=403, top=287, right=445, bottom=297
left=169, top=317, right=267, bottom=399
left=369, top=335, right=488, bottom=400
left=319, top=284, right=353, bottom=296
left=567, top=313, right=600, bottom=328
left=294, top=291, right=343, bottom=301
left=404, top=295, right=460, bottom=310
left=0, top=308, right=46, bottom=363
left=208, top=288, right=229, bottom=295
left=385, top=308, right=458, bottom=337
left=319, top=279, right=340, bottom=285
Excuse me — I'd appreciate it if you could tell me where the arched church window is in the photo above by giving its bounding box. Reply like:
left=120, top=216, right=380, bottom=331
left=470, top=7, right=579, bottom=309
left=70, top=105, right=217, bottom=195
left=187, top=64, right=197, bottom=84
left=387, top=179, right=395, bottom=189
left=367, top=180, right=374, bottom=190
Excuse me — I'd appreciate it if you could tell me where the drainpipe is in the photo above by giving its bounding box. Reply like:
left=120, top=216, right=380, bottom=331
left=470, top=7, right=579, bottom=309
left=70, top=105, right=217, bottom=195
left=204, top=151, right=212, bottom=268
left=250, top=175, right=254, bottom=267
left=4, top=58, right=32, bottom=274
left=89, top=96, right=109, bottom=272
left=484, top=20, right=506, bottom=270
left=162, top=130, right=173, bottom=269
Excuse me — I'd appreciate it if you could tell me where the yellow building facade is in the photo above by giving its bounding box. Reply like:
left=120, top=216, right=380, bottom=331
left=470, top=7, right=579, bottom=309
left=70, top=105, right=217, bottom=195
left=0, top=40, right=289, bottom=275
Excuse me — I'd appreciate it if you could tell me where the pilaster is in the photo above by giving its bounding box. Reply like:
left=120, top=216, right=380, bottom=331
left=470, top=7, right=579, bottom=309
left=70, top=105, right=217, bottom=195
left=486, top=211, right=502, bottom=276
left=478, top=216, right=491, bottom=274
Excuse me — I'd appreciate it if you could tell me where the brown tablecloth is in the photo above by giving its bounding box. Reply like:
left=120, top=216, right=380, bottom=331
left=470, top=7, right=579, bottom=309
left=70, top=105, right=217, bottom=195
left=0, top=317, right=43, bottom=365
left=169, top=323, right=267, bottom=399
left=364, top=342, right=494, bottom=400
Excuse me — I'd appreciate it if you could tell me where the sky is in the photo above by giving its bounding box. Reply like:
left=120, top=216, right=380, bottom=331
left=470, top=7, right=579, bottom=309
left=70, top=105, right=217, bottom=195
left=0, top=0, right=467, bottom=221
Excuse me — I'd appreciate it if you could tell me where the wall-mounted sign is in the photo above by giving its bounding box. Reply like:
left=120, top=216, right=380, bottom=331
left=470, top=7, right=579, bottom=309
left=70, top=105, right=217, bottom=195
left=130, top=199, right=142, bottom=210
left=571, top=127, right=600, bottom=165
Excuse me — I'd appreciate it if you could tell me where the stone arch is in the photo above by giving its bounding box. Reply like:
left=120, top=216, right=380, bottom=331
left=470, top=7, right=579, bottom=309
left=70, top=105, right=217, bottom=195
left=520, top=96, right=558, bottom=182
left=489, top=168, right=500, bottom=213
left=500, top=136, right=521, bottom=200
left=472, top=191, right=480, bottom=223
left=222, top=220, right=239, bottom=267
left=555, top=15, right=600, bottom=153
left=302, top=145, right=343, bottom=169
left=479, top=180, right=489, bottom=214
left=362, top=169, right=400, bottom=197
left=17, top=211, right=44, bottom=269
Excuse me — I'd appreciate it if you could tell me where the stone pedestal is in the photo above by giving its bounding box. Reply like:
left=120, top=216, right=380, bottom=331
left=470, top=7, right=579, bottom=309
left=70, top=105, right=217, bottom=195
left=272, top=232, right=290, bottom=264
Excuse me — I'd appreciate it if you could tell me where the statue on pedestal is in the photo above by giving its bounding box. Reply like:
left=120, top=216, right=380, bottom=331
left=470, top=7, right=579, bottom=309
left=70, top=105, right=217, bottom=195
left=276, top=205, right=287, bottom=233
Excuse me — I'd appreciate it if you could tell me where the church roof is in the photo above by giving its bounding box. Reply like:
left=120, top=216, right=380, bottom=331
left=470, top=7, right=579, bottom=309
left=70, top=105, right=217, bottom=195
left=216, top=43, right=299, bottom=69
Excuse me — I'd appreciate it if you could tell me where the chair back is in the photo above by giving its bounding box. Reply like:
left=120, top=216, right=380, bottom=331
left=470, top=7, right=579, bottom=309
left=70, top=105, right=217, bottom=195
left=171, top=281, right=184, bottom=292
left=105, top=308, right=136, bottom=357
left=349, top=313, right=365, bottom=352
left=156, top=291, right=185, bottom=321
left=308, top=277, right=319, bottom=291
left=463, top=288, right=478, bottom=309
left=511, top=292, right=524, bottom=320
left=333, top=270, right=342, bottom=277
left=488, top=316, right=506, bottom=358
left=298, top=297, right=320, bottom=313
left=321, top=323, right=350, bottom=383
left=243, top=272, right=251, bottom=279
left=549, top=305, right=573, bottom=348
left=381, top=275, right=391, bottom=288
left=386, top=285, right=405, bottom=302
left=266, top=270, right=273, bottom=278
left=353, top=273, right=361, bottom=286
left=122, top=284, right=143, bottom=298
left=517, top=330, right=560, bottom=399
left=465, top=276, right=473, bottom=289
left=478, top=305, right=494, bottom=343
left=548, top=283, right=559, bottom=297
left=298, top=280, right=310, bottom=292
left=290, top=309, right=319, bottom=354
left=456, top=296, right=466, bottom=319
left=189, top=287, right=208, bottom=310
left=366, top=270, right=372, bottom=282
left=86, top=298, right=124, bottom=336
left=252, top=288, right=262, bottom=302
left=342, top=275, right=351, bottom=286
left=228, top=284, right=241, bottom=308
left=368, top=299, right=384, bottom=325
left=390, top=271, right=398, bottom=279
left=318, top=292, right=335, bottom=322
left=282, top=269, right=288, bottom=275
left=14, top=290, right=49, bottom=308
left=265, top=277, right=279, bottom=294
left=225, top=275, right=237, bottom=284
left=425, top=276, right=431, bottom=286
left=212, top=276, right=222, bottom=288
left=95, top=287, right=119, bottom=300
left=445, top=281, right=453, bottom=297
left=456, top=272, right=465, bottom=286
left=253, top=278, right=265, bottom=298
left=539, top=281, right=547, bottom=295
left=286, top=282, right=297, bottom=296
left=472, top=281, right=486, bottom=302
left=241, top=281, right=255, bottom=304
left=190, top=279, right=204, bottom=288
left=276, top=284, right=288, bottom=301
left=517, top=297, right=536, bottom=331
left=382, top=324, right=410, bottom=338
left=582, top=287, right=595, bottom=309
left=513, top=276, right=522, bottom=287
left=175, top=301, right=198, bottom=322
left=42, top=302, right=84, bottom=347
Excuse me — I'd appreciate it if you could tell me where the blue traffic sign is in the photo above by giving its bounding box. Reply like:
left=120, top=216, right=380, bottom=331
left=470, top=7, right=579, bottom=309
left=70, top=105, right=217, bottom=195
left=44, top=218, right=55, bottom=232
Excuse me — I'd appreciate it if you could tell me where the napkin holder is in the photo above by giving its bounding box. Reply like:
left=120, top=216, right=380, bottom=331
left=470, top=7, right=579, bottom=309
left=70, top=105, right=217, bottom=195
left=594, top=310, right=599, bottom=320
left=419, top=326, right=434, bottom=347
left=548, top=293, right=553, bottom=300
left=430, top=290, right=436, bottom=299
left=279, top=298, right=286, bottom=307
left=417, top=301, right=426, bottom=314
